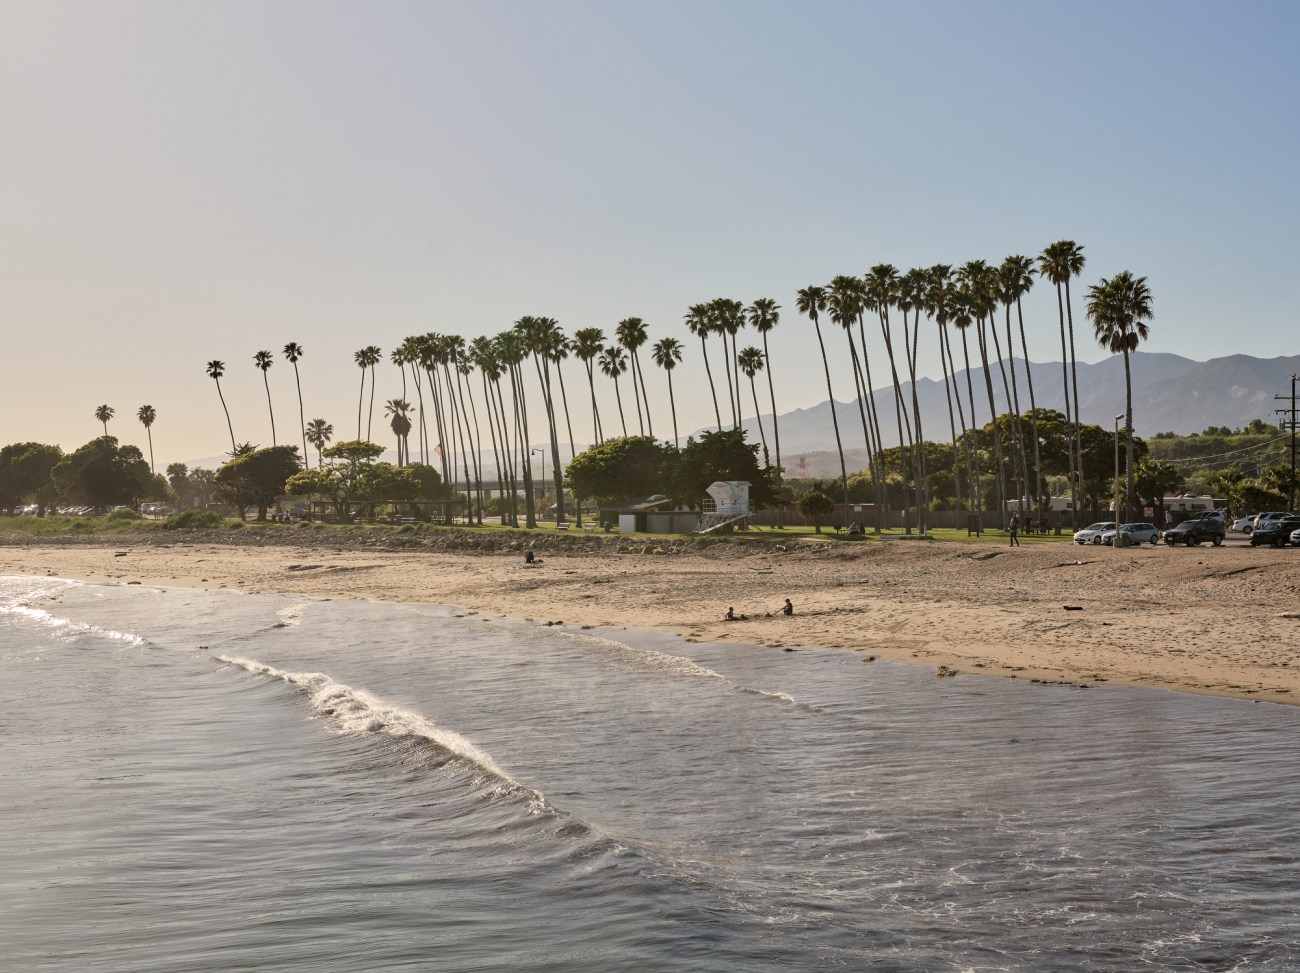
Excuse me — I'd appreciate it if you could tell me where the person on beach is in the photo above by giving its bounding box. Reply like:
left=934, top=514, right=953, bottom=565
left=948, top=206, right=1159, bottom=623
left=782, top=598, right=794, bottom=616
left=524, top=550, right=540, bottom=565
left=1008, top=516, right=1020, bottom=547
left=725, top=607, right=736, bottom=621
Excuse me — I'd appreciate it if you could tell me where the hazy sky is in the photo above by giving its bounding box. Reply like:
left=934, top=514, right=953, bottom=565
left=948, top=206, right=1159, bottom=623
left=3, top=1, right=1297, bottom=467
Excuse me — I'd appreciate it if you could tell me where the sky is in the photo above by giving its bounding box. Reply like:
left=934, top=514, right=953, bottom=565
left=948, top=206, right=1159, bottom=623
left=3, top=0, right=1298, bottom=468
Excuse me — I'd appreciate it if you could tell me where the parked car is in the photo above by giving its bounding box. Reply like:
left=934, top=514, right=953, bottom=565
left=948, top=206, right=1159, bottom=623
left=1249, top=516, right=1300, bottom=547
left=1073, top=522, right=1118, bottom=545
left=1291, top=526, right=1300, bottom=546
left=1163, top=518, right=1226, bottom=546
left=1101, top=523, right=1162, bottom=546
left=1252, top=512, right=1294, bottom=530
left=1232, top=515, right=1257, bottom=534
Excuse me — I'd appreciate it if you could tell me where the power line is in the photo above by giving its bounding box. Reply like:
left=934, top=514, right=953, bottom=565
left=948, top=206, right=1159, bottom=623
left=1155, top=434, right=1290, bottom=466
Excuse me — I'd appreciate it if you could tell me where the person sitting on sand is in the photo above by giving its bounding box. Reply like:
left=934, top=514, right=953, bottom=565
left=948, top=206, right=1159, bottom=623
left=782, top=598, right=794, bottom=616
left=725, top=606, right=736, bottom=621
left=524, top=550, right=541, bottom=565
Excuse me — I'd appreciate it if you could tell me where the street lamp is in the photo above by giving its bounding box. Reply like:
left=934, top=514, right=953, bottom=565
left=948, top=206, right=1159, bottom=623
left=1114, top=413, right=1124, bottom=526
left=531, top=448, right=546, bottom=497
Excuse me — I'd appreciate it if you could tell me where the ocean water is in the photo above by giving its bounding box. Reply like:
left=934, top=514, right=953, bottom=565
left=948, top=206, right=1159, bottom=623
left=2, top=575, right=1298, bottom=972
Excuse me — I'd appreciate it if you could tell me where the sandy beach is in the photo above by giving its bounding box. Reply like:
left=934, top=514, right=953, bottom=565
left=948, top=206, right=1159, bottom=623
left=4, top=531, right=1299, bottom=705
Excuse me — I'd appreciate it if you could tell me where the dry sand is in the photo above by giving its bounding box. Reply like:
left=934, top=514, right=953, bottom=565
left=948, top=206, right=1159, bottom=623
left=4, top=533, right=1299, bottom=705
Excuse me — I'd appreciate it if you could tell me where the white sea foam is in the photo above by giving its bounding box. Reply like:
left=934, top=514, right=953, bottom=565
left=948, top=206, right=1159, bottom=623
left=217, top=654, right=523, bottom=789
left=0, top=577, right=148, bottom=645
left=274, top=602, right=307, bottom=627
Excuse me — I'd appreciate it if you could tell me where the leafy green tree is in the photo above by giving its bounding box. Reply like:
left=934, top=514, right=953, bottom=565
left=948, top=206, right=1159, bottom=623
left=1134, top=459, right=1183, bottom=523
left=52, top=437, right=152, bottom=512
left=671, top=428, right=776, bottom=510
left=565, top=436, right=673, bottom=508
left=214, top=445, right=302, bottom=521
left=284, top=440, right=384, bottom=523
left=0, top=442, right=63, bottom=514
left=797, top=489, right=834, bottom=533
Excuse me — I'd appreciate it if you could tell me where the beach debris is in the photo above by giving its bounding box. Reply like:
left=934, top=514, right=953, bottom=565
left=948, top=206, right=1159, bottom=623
left=114, top=551, right=128, bottom=557
left=1063, top=605, right=1084, bottom=611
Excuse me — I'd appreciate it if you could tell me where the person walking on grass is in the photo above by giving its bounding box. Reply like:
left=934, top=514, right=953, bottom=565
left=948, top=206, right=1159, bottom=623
left=1009, top=514, right=1020, bottom=547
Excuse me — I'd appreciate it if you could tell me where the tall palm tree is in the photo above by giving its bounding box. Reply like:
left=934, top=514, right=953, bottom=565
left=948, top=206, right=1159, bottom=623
left=959, top=260, right=1009, bottom=519
left=470, top=336, right=509, bottom=522
left=927, top=265, right=966, bottom=512
left=137, top=404, right=157, bottom=473
left=205, top=360, right=236, bottom=452
left=685, top=303, right=723, bottom=431
left=1087, top=271, right=1153, bottom=516
left=517, top=316, right=566, bottom=522
left=282, top=342, right=308, bottom=466
left=897, top=268, right=930, bottom=530
left=796, top=285, right=849, bottom=528
left=253, top=350, right=276, bottom=446
left=571, top=327, right=606, bottom=445
left=615, top=317, right=653, bottom=437
left=353, top=346, right=382, bottom=441
left=598, top=344, right=630, bottom=437
left=827, top=274, right=881, bottom=528
left=384, top=399, right=412, bottom=466
left=1039, top=241, right=1087, bottom=526
left=710, top=298, right=745, bottom=428
left=305, top=418, right=333, bottom=467
left=651, top=336, right=684, bottom=447
left=746, top=298, right=782, bottom=476
left=95, top=404, right=115, bottom=438
left=498, top=329, right=537, bottom=528
left=948, top=285, right=983, bottom=519
left=865, top=264, right=917, bottom=530
left=999, top=256, right=1041, bottom=510
left=737, top=346, right=769, bottom=466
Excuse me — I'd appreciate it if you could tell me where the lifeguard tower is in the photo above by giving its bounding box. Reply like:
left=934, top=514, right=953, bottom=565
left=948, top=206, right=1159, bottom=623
left=695, top=480, right=752, bottom=534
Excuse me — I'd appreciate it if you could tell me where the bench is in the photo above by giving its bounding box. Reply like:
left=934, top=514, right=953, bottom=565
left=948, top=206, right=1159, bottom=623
left=555, top=522, right=570, bottom=530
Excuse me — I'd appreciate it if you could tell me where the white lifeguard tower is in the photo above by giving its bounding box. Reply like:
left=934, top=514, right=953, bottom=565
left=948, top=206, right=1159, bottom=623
left=695, top=480, right=752, bottom=534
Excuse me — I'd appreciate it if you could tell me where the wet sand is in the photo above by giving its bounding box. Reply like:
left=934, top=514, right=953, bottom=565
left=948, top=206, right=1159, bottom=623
left=4, top=534, right=1299, bottom=704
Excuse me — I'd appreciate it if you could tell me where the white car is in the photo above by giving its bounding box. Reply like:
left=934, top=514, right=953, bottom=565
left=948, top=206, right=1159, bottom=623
left=1100, top=523, right=1162, bottom=546
left=1292, top=527, right=1300, bottom=546
left=1073, top=522, right=1118, bottom=545
left=1233, top=515, right=1257, bottom=533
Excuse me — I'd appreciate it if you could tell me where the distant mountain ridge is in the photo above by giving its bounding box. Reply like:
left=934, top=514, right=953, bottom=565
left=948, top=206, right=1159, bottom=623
left=726, top=351, right=1300, bottom=458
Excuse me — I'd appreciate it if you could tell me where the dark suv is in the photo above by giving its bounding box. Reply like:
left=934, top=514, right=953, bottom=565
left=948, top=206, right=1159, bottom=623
left=1249, top=516, right=1300, bottom=547
left=1163, top=517, right=1225, bottom=546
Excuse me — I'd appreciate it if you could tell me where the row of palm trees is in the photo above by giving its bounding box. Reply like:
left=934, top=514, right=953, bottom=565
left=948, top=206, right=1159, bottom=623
left=184, top=239, right=1148, bottom=530
left=93, top=403, right=158, bottom=474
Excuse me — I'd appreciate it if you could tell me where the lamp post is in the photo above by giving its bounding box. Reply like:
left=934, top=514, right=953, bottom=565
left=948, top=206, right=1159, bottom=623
left=1114, top=413, right=1124, bottom=526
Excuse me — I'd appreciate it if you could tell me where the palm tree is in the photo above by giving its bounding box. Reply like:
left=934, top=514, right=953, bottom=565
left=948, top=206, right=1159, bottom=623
left=572, top=328, right=606, bottom=445
left=865, top=264, right=917, bottom=530
left=615, top=317, right=653, bottom=437
left=685, top=303, right=723, bottom=431
left=897, top=268, right=930, bottom=530
left=651, top=336, right=684, bottom=447
left=517, top=316, right=566, bottom=522
left=384, top=399, right=412, bottom=466
left=1039, top=241, right=1087, bottom=526
left=205, top=360, right=236, bottom=452
left=353, top=346, right=382, bottom=441
left=253, top=350, right=276, bottom=446
left=305, top=418, right=333, bottom=467
left=282, top=342, right=308, bottom=466
left=738, top=346, right=769, bottom=466
left=470, top=336, right=510, bottom=522
left=497, top=329, right=536, bottom=527
left=796, top=285, right=849, bottom=528
left=959, top=260, right=1009, bottom=520
left=998, top=258, right=1040, bottom=517
left=827, top=274, right=881, bottom=528
left=95, top=404, right=115, bottom=438
left=927, top=265, right=967, bottom=512
left=1087, top=271, right=1153, bottom=516
left=948, top=285, right=983, bottom=519
left=710, top=298, right=745, bottom=428
left=746, top=298, right=782, bottom=476
left=598, top=345, right=630, bottom=437
left=137, top=405, right=157, bottom=473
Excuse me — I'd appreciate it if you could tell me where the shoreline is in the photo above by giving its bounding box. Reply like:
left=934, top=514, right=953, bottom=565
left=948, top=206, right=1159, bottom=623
left=4, top=530, right=1299, bottom=706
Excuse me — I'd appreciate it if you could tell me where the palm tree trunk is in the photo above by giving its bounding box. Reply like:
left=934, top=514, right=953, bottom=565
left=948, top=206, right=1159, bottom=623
left=666, top=368, right=679, bottom=448
left=699, top=335, right=722, bottom=431
left=1015, top=296, right=1044, bottom=512
left=612, top=374, right=628, bottom=436
left=939, top=323, right=964, bottom=512
left=146, top=428, right=155, bottom=474
left=216, top=380, right=236, bottom=452
left=720, top=332, right=737, bottom=430
left=1002, top=305, right=1030, bottom=510
left=843, top=330, right=880, bottom=530
left=959, top=328, right=983, bottom=519
left=879, top=307, right=914, bottom=533
left=634, top=351, right=653, bottom=438
left=988, top=309, right=1022, bottom=510
left=630, top=352, right=645, bottom=436
left=262, top=373, right=276, bottom=446
left=554, top=362, right=580, bottom=525
left=812, top=318, right=851, bottom=529
left=455, top=364, right=486, bottom=524
left=904, top=308, right=927, bottom=532
left=366, top=365, right=378, bottom=442
left=357, top=370, right=365, bottom=441
left=441, top=361, right=474, bottom=518
left=1123, top=347, right=1136, bottom=512
left=855, top=314, right=888, bottom=528
left=977, top=314, right=1007, bottom=520
left=1065, top=277, right=1085, bottom=525
left=584, top=362, right=602, bottom=446
left=510, top=360, right=536, bottom=528
left=411, top=369, right=428, bottom=466
left=532, top=354, right=565, bottom=522
left=292, top=363, right=307, bottom=467
left=761, top=332, right=781, bottom=474
left=1055, top=283, right=1079, bottom=527
left=748, top=376, right=769, bottom=466
left=480, top=371, right=505, bottom=523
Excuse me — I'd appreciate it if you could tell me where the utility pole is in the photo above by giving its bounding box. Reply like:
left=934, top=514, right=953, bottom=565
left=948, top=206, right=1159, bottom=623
left=1276, top=374, right=1298, bottom=511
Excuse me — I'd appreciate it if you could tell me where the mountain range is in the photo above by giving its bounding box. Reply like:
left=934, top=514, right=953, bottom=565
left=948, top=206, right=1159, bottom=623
left=731, top=352, right=1300, bottom=468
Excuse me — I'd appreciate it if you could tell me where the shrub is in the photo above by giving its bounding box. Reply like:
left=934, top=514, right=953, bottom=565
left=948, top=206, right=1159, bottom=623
left=107, top=508, right=142, bottom=521
left=163, top=510, right=225, bottom=530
